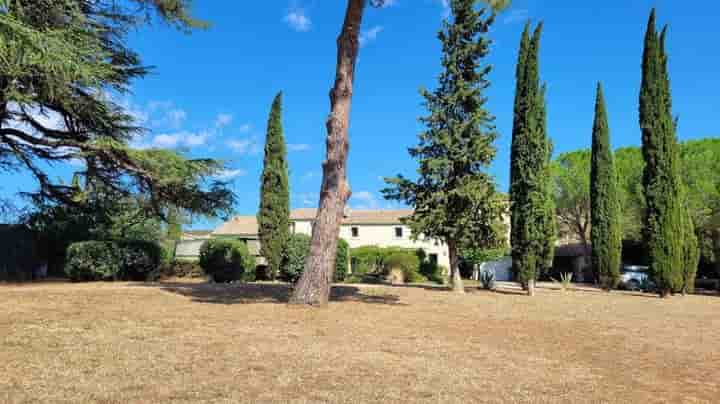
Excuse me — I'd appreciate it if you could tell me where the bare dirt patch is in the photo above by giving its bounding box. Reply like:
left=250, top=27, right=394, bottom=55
left=1, top=281, right=718, bottom=403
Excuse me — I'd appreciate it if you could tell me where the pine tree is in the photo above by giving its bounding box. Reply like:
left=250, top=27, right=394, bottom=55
left=590, top=83, right=622, bottom=290
left=290, top=0, right=510, bottom=305
left=0, top=1, right=233, bottom=217
left=639, top=10, right=685, bottom=297
left=383, top=0, right=505, bottom=293
left=509, top=22, right=554, bottom=296
left=258, top=93, right=290, bottom=280
left=165, top=207, right=183, bottom=242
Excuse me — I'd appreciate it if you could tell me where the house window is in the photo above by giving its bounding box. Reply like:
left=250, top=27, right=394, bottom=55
left=351, top=227, right=359, bottom=238
left=394, top=227, right=403, bottom=238
left=429, top=254, right=438, bottom=265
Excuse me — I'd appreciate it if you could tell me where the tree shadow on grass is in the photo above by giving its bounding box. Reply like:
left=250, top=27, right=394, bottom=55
left=141, top=282, right=407, bottom=306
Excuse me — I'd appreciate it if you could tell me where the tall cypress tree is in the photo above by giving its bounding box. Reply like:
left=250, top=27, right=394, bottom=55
left=590, top=83, right=622, bottom=290
left=681, top=206, right=700, bottom=294
left=639, top=10, right=685, bottom=296
left=538, top=85, right=557, bottom=277
left=509, top=23, right=554, bottom=296
left=258, top=92, right=290, bottom=280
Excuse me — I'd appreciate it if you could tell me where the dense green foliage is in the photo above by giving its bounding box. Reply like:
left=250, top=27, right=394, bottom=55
left=24, top=177, right=164, bottom=275
left=590, top=84, right=622, bottom=289
left=551, top=150, right=591, bottom=252
left=349, top=246, right=436, bottom=284
left=160, top=260, right=204, bottom=279
left=681, top=208, right=700, bottom=293
left=383, top=252, right=424, bottom=283
left=0, top=224, right=41, bottom=281
left=335, top=238, right=350, bottom=282
left=64, top=240, right=161, bottom=282
left=258, top=93, right=290, bottom=280
left=509, top=23, right=556, bottom=292
left=552, top=139, right=720, bottom=277
left=198, top=239, right=256, bottom=283
left=0, top=0, right=233, bottom=218
left=280, top=234, right=349, bottom=283
left=383, top=1, right=505, bottom=291
left=639, top=10, right=695, bottom=296
left=280, top=234, right=311, bottom=282
left=460, top=246, right=510, bottom=266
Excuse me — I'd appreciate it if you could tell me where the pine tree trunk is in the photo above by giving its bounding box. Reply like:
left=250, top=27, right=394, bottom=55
left=447, top=239, right=464, bottom=293
left=527, top=278, right=536, bottom=296
left=289, top=0, right=365, bottom=306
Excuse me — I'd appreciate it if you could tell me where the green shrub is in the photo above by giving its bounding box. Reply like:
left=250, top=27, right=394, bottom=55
left=159, top=239, right=177, bottom=265
left=349, top=246, right=386, bottom=275
left=335, top=238, right=350, bottom=282
left=65, top=242, right=118, bottom=281
left=419, top=260, right=447, bottom=284
left=433, top=265, right=449, bottom=285
left=64, top=240, right=161, bottom=282
left=383, top=252, right=424, bottom=283
left=199, top=239, right=256, bottom=283
left=280, top=234, right=350, bottom=283
left=119, top=241, right=162, bottom=281
left=162, top=261, right=204, bottom=278
left=281, top=233, right=311, bottom=282
left=0, top=225, right=42, bottom=281
left=344, top=273, right=383, bottom=284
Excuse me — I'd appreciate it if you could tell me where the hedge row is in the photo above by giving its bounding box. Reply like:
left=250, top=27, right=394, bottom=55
left=64, top=240, right=161, bottom=282
left=198, top=239, right=256, bottom=283
left=349, top=246, right=446, bottom=284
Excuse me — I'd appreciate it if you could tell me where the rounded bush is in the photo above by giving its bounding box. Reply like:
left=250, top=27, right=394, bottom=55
left=65, top=241, right=118, bottom=281
left=199, top=239, right=256, bottom=283
left=383, top=252, right=424, bottom=283
left=119, top=241, right=162, bottom=281
left=64, top=240, right=161, bottom=282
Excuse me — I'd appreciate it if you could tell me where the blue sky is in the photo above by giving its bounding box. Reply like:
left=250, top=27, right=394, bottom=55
left=3, top=0, right=719, bottom=229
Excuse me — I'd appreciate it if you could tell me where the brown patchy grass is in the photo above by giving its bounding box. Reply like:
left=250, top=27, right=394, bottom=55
left=1, top=281, right=719, bottom=404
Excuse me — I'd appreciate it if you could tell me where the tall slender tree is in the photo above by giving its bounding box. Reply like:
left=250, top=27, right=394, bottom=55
left=538, top=85, right=556, bottom=277
left=509, top=22, right=554, bottom=296
left=383, top=0, right=505, bottom=293
left=590, top=83, right=622, bottom=290
left=639, top=10, right=686, bottom=297
left=258, top=92, right=290, bottom=280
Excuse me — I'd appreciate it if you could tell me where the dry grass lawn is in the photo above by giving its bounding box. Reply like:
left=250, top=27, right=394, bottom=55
left=1, top=280, right=719, bottom=403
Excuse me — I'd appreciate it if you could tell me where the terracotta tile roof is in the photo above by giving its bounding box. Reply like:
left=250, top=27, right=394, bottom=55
left=181, top=230, right=212, bottom=241
left=214, top=209, right=413, bottom=236
left=290, top=208, right=413, bottom=225
left=212, top=216, right=259, bottom=236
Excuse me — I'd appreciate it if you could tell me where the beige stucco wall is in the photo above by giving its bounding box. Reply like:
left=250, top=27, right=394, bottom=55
left=292, top=220, right=451, bottom=269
